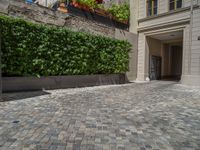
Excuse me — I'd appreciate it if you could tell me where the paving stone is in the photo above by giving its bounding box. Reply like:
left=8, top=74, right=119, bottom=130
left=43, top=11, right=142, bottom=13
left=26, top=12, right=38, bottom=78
left=1, top=81, right=200, bottom=149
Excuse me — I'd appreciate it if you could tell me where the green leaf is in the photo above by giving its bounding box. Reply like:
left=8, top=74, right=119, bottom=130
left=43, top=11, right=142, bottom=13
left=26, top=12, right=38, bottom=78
left=0, top=14, right=131, bottom=77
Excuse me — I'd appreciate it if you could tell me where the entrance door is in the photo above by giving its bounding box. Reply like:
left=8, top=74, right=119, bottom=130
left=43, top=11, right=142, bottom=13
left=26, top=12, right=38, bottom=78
left=149, top=55, right=161, bottom=80
left=171, top=46, right=182, bottom=80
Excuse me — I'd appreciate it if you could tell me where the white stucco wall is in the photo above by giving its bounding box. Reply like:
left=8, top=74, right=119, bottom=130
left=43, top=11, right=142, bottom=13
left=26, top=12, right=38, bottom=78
left=136, top=33, right=147, bottom=81
left=135, top=0, right=200, bottom=85
left=181, top=6, right=200, bottom=86
left=191, top=8, right=200, bottom=75
left=138, top=0, right=199, bottom=19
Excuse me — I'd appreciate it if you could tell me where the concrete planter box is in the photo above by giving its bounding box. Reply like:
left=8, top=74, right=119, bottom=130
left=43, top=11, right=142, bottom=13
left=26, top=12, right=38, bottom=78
left=2, top=74, right=126, bottom=92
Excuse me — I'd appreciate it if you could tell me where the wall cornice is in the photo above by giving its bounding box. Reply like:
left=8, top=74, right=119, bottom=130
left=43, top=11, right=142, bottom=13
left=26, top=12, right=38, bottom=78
left=138, top=5, right=199, bottom=23
left=138, top=18, right=190, bottom=32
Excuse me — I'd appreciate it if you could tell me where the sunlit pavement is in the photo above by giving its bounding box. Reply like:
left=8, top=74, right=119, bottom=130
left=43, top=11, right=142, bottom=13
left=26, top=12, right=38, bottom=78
left=1, top=81, right=200, bottom=150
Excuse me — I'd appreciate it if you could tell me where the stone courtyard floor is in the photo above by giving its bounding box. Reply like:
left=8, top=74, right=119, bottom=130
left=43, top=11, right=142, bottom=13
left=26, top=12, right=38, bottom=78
left=1, top=81, right=200, bottom=150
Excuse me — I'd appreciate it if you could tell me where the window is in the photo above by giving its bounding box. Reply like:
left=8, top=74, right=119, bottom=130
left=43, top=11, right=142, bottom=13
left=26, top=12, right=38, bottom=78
left=169, top=0, right=182, bottom=11
left=147, top=0, right=158, bottom=16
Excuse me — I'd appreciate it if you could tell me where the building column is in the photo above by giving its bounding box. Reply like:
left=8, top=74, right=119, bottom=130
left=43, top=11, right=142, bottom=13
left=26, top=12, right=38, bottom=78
left=129, top=0, right=138, bottom=34
left=182, top=25, right=190, bottom=77
left=181, top=8, right=200, bottom=86
left=136, top=33, right=149, bottom=81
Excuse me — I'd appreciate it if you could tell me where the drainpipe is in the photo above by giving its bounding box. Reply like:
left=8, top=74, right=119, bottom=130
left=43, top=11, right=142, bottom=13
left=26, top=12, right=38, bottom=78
left=188, top=0, right=194, bottom=74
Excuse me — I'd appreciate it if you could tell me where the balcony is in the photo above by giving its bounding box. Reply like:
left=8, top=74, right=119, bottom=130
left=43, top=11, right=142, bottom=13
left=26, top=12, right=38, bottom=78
left=25, top=0, right=130, bottom=30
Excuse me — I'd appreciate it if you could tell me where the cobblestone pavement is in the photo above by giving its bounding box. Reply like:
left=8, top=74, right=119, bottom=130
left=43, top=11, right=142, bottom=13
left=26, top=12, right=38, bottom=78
left=1, top=81, right=200, bottom=150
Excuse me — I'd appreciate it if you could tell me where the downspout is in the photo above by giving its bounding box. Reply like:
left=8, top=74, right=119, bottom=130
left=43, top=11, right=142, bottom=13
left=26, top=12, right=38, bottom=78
left=188, top=0, right=194, bottom=74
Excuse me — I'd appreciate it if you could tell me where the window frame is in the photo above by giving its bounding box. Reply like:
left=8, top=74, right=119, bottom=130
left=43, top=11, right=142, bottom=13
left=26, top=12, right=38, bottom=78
left=169, top=0, right=182, bottom=11
left=146, top=0, right=158, bottom=17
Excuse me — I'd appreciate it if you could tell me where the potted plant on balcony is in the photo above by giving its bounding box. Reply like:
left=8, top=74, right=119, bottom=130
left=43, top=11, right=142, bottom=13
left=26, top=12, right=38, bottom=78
left=70, top=0, right=96, bottom=11
left=94, top=3, right=110, bottom=17
left=71, top=0, right=81, bottom=8
left=67, top=0, right=129, bottom=29
left=57, top=0, right=69, bottom=13
left=67, top=0, right=84, bottom=16
left=107, top=2, right=130, bottom=25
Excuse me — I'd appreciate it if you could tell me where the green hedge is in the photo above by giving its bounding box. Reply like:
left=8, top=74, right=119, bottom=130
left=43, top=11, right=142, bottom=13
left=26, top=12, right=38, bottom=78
left=0, top=15, right=131, bottom=77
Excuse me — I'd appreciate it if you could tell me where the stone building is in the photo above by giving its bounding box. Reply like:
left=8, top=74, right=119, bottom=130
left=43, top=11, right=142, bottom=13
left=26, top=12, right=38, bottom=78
left=130, top=0, right=200, bottom=86
left=1, top=0, right=200, bottom=86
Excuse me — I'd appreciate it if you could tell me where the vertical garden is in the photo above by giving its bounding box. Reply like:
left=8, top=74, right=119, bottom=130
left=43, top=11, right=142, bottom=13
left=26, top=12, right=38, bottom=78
left=0, top=15, right=131, bottom=77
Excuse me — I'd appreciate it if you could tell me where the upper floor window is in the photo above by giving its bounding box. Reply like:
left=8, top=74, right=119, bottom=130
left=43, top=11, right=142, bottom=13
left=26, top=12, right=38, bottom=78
left=147, top=0, right=158, bottom=16
left=169, top=0, right=182, bottom=11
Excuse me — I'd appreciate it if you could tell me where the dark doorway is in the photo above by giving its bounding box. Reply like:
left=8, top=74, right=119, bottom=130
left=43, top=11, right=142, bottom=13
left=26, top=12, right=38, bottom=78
left=149, top=55, right=162, bottom=80
left=171, top=46, right=183, bottom=80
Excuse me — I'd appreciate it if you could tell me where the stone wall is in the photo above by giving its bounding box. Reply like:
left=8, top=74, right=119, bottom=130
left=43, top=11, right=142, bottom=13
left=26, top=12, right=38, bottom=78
left=65, top=15, right=115, bottom=38
left=115, top=29, right=138, bottom=81
left=0, top=0, right=115, bottom=37
left=0, top=0, right=137, bottom=81
left=0, top=0, right=68, bottom=26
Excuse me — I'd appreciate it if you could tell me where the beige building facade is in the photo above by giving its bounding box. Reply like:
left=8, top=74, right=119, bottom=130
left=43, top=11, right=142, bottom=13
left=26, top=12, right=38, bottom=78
left=130, top=0, right=200, bottom=86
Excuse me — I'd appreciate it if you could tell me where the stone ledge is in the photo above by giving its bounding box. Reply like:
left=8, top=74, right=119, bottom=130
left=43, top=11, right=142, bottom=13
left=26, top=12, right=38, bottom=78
left=2, top=74, right=126, bottom=92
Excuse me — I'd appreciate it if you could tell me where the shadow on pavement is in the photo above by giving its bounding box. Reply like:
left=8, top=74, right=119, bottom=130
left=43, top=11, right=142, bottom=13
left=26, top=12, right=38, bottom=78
left=1, top=90, right=50, bottom=101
